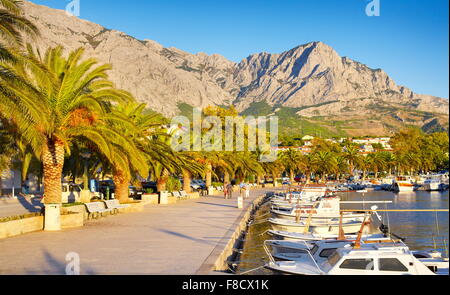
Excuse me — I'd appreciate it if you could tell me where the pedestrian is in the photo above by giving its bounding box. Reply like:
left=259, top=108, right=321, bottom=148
left=223, top=184, right=228, bottom=199
left=244, top=183, right=250, bottom=199
left=226, top=183, right=233, bottom=199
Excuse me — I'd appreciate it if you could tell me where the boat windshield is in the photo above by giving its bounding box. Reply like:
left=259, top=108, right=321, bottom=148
left=310, top=244, right=320, bottom=256
left=327, top=251, right=342, bottom=267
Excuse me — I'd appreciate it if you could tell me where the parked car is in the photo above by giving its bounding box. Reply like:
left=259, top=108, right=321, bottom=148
left=99, top=180, right=115, bottom=198
left=142, top=182, right=157, bottom=193
left=191, top=180, right=206, bottom=190
left=282, top=179, right=291, bottom=185
left=129, top=186, right=144, bottom=199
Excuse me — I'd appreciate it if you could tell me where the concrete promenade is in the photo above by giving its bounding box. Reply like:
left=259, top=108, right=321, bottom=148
left=0, top=196, right=43, bottom=218
left=0, top=188, right=276, bottom=275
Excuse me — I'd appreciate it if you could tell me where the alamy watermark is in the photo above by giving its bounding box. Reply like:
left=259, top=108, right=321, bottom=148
left=65, top=252, right=80, bottom=275
left=65, top=0, right=80, bottom=17
left=366, top=0, right=380, bottom=17
left=170, top=109, right=279, bottom=163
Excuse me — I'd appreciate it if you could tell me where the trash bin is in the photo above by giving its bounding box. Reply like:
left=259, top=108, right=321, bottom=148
left=44, top=204, right=61, bottom=231
left=159, top=191, right=169, bottom=204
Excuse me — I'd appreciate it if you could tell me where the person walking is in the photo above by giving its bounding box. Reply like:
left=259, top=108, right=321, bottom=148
left=226, top=183, right=233, bottom=199
left=223, top=183, right=229, bottom=199
left=244, top=183, right=250, bottom=199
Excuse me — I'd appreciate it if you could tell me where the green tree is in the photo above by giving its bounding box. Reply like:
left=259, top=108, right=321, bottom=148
left=0, top=46, right=130, bottom=204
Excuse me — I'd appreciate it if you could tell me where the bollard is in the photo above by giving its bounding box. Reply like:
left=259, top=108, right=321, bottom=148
left=159, top=191, right=169, bottom=204
left=44, top=204, right=61, bottom=231
left=237, top=196, right=243, bottom=209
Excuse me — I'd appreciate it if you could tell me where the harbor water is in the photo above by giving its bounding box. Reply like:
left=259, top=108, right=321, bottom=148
left=236, top=190, right=449, bottom=275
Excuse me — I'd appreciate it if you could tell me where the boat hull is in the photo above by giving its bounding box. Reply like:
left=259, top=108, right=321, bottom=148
left=271, top=210, right=366, bottom=222
left=269, top=220, right=362, bottom=235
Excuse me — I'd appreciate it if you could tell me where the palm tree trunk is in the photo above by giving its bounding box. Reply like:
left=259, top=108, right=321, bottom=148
left=42, top=139, right=65, bottom=204
left=157, top=168, right=169, bottom=192
left=289, top=169, right=294, bottom=184
left=257, top=173, right=263, bottom=185
left=206, top=163, right=212, bottom=188
left=224, top=171, right=230, bottom=185
left=182, top=169, right=191, bottom=193
left=113, top=169, right=129, bottom=204
left=349, top=163, right=354, bottom=176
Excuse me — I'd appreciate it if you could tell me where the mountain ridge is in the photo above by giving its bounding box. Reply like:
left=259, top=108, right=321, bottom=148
left=21, top=1, right=449, bottom=136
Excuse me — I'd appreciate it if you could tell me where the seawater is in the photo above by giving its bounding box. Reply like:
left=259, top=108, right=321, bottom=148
left=237, top=190, right=449, bottom=275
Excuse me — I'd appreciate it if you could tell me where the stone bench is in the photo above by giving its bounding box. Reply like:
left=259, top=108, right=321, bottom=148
left=84, top=202, right=113, bottom=219
left=103, top=199, right=130, bottom=214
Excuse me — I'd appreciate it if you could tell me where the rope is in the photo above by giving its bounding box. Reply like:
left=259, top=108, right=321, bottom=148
left=248, top=219, right=269, bottom=226
left=435, top=211, right=440, bottom=236
left=258, top=230, right=269, bottom=237
left=236, top=266, right=265, bottom=275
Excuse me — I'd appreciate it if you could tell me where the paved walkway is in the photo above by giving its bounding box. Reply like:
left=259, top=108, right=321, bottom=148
left=0, top=188, right=276, bottom=275
left=0, top=196, right=43, bottom=218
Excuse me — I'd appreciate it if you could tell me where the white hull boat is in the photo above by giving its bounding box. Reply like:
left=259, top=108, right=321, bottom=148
left=266, top=234, right=393, bottom=261
left=393, top=177, right=415, bottom=192
left=266, top=241, right=448, bottom=275
left=269, top=218, right=363, bottom=235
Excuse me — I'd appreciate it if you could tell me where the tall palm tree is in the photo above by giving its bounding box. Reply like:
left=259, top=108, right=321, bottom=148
left=232, top=151, right=263, bottom=183
left=279, top=148, right=303, bottom=184
left=311, top=151, right=338, bottom=182
left=367, top=152, right=387, bottom=179
left=342, top=145, right=362, bottom=176
left=0, top=46, right=130, bottom=205
left=335, top=155, right=348, bottom=181
left=0, top=0, right=38, bottom=79
left=382, top=152, right=397, bottom=176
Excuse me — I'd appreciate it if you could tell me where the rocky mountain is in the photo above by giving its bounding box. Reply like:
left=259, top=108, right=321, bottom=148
left=21, top=1, right=449, bottom=136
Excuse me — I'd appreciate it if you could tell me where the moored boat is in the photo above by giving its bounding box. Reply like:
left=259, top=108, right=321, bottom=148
left=393, top=176, right=415, bottom=192
left=268, top=217, right=363, bottom=235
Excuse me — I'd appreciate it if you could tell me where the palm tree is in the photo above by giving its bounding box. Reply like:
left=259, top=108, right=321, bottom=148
left=279, top=148, right=303, bottom=184
left=342, top=145, right=362, bottom=176
left=359, top=155, right=372, bottom=181
left=0, top=46, right=130, bottom=206
left=382, top=152, right=397, bottom=176
left=0, top=0, right=38, bottom=81
left=310, top=151, right=338, bottom=182
left=233, top=152, right=263, bottom=184
left=368, top=152, right=387, bottom=179
left=335, top=155, right=348, bottom=181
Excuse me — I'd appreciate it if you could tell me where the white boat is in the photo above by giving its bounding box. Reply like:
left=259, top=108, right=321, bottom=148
left=266, top=234, right=395, bottom=261
left=279, top=185, right=330, bottom=202
left=423, top=178, right=441, bottom=191
left=393, top=176, right=415, bottom=192
left=267, top=230, right=382, bottom=241
left=268, top=217, right=363, bottom=235
left=266, top=241, right=448, bottom=275
left=271, top=197, right=366, bottom=222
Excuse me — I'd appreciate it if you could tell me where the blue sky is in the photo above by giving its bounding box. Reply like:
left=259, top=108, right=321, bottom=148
left=31, top=0, right=449, bottom=99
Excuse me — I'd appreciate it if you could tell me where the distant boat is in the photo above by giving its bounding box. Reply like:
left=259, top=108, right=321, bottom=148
left=423, top=178, right=441, bottom=191
left=270, top=197, right=366, bottom=222
left=393, top=176, right=415, bottom=192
